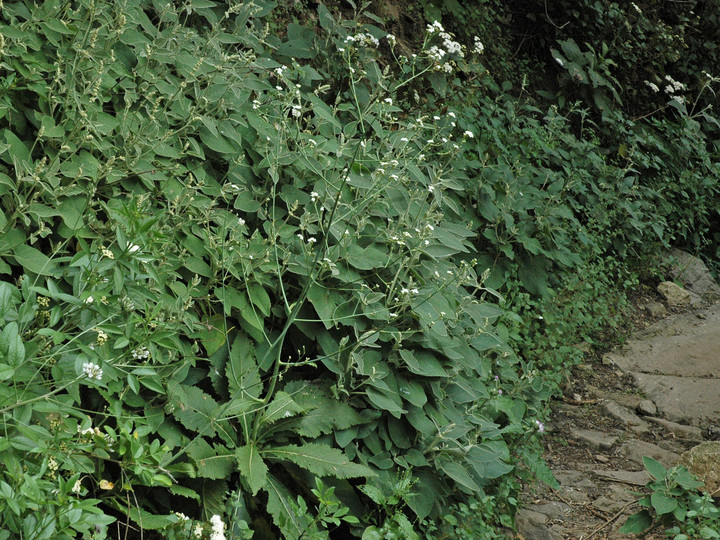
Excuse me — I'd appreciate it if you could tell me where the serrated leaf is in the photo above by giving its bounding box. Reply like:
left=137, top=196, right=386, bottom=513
left=227, top=333, right=261, bottom=399
left=284, top=382, right=365, bottom=438
left=260, top=391, right=305, bottom=425
left=264, top=443, right=374, bottom=478
left=168, top=484, right=200, bottom=500
left=187, top=438, right=235, bottom=480
left=167, top=382, right=219, bottom=437
left=236, top=444, right=268, bottom=495
left=265, top=474, right=306, bottom=540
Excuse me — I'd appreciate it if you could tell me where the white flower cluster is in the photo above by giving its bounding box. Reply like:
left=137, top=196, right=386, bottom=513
left=426, top=21, right=444, bottom=34
left=82, top=362, right=103, bottom=380
left=385, top=33, right=396, bottom=47
left=439, top=32, right=463, bottom=57
left=345, top=32, right=379, bottom=47
left=210, top=515, right=226, bottom=540
left=644, top=80, right=660, bottom=93
left=131, top=346, right=150, bottom=361
left=473, top=36, right=484, bottom=55
left=428, top=46, right=445, bottom=62
left=663, top=74, right=685, bottom=94
left=291, top=104, right=301, bottom=118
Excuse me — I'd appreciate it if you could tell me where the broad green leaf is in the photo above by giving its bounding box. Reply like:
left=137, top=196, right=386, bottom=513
left=0, top=363, right=14, bottom=380
left=438, top=460, right=481, bottom=492
left=236, top=444, right=268, bottom=495
left=1, top=130, right=31, bottom=174
left=366, top=386, right=406, bottom=418
left=264, top=443, right=374, bottom=478
left=199, top=126, right=237, bottom=154
left=127, top=508, right=175, bottom=530
left=347, top=245, right=389, bottom=270
left=247, top=282, right=271, bottom=317
left=198, top=314, right=229, bottom=356
left=307, top=284, right=338, bottom=328
left=58, top=196, right=86, bottom=230
left=466, top=443, right=514, bottom=480
left=619, top=510, right=653, bottom=534
left=12, top=245, right=57, bottom=275
left=650, top=491, right=677, bottom=515
left=398, top=350, right=447, bottom=378
left=642, top=456, right=667, bottom=481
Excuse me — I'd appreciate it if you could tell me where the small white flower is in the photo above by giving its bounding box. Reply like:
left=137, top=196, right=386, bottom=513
left=428, top=185, right=435, bottom=193
left=464, top=130, right=474, bottom=139
left=84, top=296, right=94, bottom=304
left=308, top=139, right=317, bottom=146
left=127, top=243, right=140, bottom=253
left=426, top=21, right=444, bottom=34
left=275, top=85, right=283, bottom=91
left=210, top=515, right=226, bottom=540
left=473, top=37, right=484, bottom=55
left=400, top=137, right=408, bottom=142
left=535, top=419, right=545, bottom=433
left=385, top=33, right=396, bottom=46
left=72, top=479, right=82, bottom=494
left=310, top=191, right=319, bottom=202
left=644, top=81, right=660, bottom=93
left=384, top=97, right=393, bottom=105
left=307, top=237, right=317, bottom=244
left=82, top=362, right=103, bottom=381
left=238, top=217, right=246, bottom=226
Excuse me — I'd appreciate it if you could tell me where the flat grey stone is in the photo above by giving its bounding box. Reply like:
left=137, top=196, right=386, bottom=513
left=570, top=428, right=618, bottom=450
left=646, top=416, right=704, bottom=441
left=527, top=501, right=571, bottom=521
left=603, top=304, right=720, bottom=377
left=601, top=400, right=649, bottom=434
left=593, top=495, right=629, bottom=514
left=592, top=469, right=649, bottom=486
left=620, top=439, right=680, bottom=467
left=516, top=509, right=563, bottom=540
left=630, top=372, right=720, bottom=426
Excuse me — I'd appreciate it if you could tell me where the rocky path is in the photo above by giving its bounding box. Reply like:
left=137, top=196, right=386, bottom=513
left=516, top=250, right=720, bottom=540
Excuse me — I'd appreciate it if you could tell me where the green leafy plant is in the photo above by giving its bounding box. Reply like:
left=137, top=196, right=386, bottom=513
left=621, top=457, right=720, bottom=538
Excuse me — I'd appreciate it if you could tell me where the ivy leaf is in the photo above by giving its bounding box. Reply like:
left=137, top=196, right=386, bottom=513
left=236, top=444, right=268, bottom=495
left=264, top=443, right=374, bottom=479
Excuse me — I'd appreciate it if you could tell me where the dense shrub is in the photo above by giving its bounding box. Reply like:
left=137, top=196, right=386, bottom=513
left=0, top=0, right=717, bottom=538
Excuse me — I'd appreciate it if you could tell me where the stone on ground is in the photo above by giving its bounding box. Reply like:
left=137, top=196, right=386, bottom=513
left=658, top=281, right=692, bottom=306
left=668, top=249, right=720, bottom=299
left=680, top=441, right=720, bottom=494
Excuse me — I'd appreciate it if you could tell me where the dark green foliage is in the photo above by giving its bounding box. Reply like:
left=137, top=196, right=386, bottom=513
left=0, top=0, right=718, bottom=537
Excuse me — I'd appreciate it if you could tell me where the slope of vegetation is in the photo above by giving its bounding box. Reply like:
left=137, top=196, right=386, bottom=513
left=0, top=0, right=717, bottom=538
